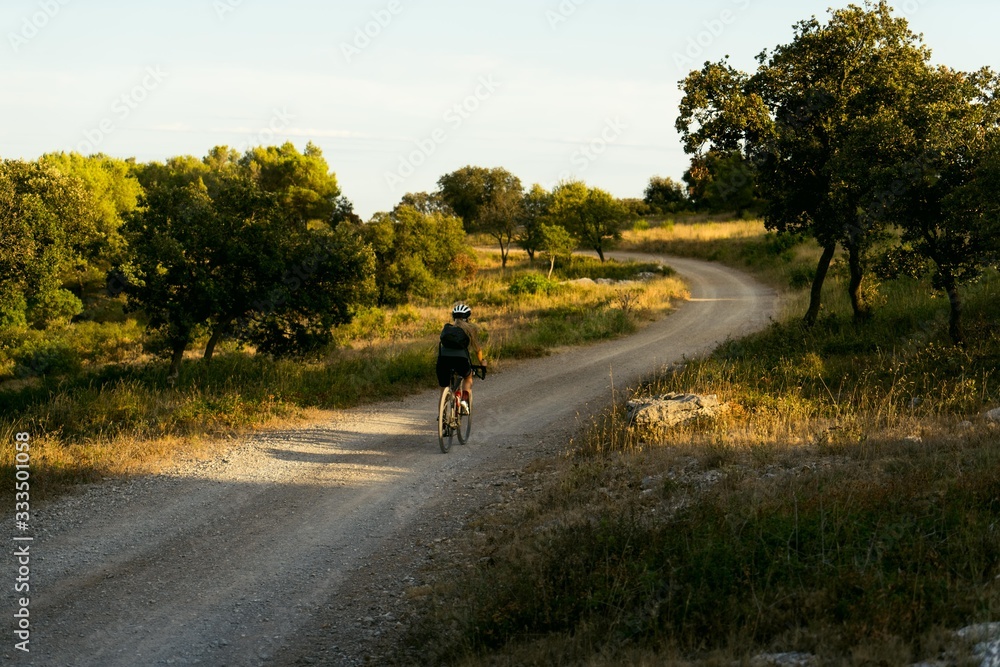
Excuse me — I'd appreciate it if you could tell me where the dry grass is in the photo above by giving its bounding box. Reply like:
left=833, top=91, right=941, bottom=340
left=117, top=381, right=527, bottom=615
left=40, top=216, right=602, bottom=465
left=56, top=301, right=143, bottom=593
left=624, top=218, right=767, bottom=244
left=620, top=218, right=826, bottom=294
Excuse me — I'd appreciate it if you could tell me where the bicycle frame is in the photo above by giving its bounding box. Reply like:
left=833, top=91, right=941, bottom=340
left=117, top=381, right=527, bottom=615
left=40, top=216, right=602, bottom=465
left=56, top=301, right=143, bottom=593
left=437, top=365, right=486, bottom=453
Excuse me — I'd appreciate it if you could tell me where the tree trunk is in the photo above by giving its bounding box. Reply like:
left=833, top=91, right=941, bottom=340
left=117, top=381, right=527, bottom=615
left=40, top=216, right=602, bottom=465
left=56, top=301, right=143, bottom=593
left=168, top=339, right=186, bottom=381
left=804, top=243, right=836, bottom=328
left=847, top=242, right=871, bottom=322
left=204, top=318, right=232, bottom=362
left=596, top=246, right=606, bottom=262
left=547, top=256, right=555, bottom=279
left=943, top=273, right=964, bottom=346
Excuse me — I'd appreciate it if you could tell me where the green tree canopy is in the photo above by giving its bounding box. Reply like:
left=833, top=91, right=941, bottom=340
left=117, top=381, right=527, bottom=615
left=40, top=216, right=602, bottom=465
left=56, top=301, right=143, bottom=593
left=135, top=142, right=341, bottom=229
left=120, top=148, right=372, bottom=375
left=877, top=66, right=1000, bottom=343
left=394, top=191, right=453, bottom=217
left=133, top=154, right=214, bottom=193
left=681, top=152, right=758, bottom=216
left=677, top=1, right=934, bottom=325
left=548, top=181, right=628, bottom=262
left=518, top=184, right=553, bottom=261
left=478, top=185, right=524, bottom=269
left=644, top=175, right=689, bottom=215
left=38, top=152, right=142, bottom=268
left=0, top=160, right=94, bottom=328
left=239, top=142, right=341, bottom=227
left=118, top=180, right=218, bottom=374
left=437, top=165, right=522, bottom=231
left=360, top=205, right=468, bottom=305
left=538, top=223, right=576, bottom=279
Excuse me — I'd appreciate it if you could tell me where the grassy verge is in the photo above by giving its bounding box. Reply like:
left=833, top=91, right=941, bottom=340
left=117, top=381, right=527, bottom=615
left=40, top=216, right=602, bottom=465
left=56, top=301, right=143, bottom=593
left=621, top=218, right=820, bottom=292
left=0, top=251, right=686, bottom=498
left=395, top=228, right=1000, bottom=665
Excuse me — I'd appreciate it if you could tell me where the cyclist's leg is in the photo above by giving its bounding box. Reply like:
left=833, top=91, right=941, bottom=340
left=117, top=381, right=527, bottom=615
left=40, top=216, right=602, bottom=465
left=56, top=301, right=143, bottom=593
left=454, top=358, right=473, bottom=399
left=435, top=355, right=452, bottom=388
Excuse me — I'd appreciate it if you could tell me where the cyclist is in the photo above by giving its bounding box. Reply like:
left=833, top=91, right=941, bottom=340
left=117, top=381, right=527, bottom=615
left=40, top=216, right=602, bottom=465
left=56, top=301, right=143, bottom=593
left=436, top=303, right=485, bottom=414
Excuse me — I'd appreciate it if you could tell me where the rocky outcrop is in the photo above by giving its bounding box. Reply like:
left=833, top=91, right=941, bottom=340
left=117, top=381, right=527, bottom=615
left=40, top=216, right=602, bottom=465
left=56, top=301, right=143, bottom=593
left=627, top=393, right=726, bottom=430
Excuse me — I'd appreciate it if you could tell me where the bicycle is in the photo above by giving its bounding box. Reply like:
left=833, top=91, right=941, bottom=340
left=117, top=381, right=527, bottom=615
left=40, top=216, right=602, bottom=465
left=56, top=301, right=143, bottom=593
left=438, top=365, right=487, bottom=453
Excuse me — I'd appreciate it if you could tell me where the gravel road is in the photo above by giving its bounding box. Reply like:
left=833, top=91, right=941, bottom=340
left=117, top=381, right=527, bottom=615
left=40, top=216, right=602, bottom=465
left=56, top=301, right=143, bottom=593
left=4, top=255, right=776, bottom=667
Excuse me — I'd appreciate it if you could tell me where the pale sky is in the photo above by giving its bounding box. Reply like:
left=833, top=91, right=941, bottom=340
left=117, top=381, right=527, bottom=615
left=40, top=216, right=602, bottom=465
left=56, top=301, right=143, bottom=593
left=2, top=1, right=997, bottom=219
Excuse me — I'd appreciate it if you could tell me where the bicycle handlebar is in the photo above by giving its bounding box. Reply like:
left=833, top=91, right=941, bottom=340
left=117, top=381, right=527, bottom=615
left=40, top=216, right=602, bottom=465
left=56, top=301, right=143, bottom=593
left=471, top=365, right=488, bottom=380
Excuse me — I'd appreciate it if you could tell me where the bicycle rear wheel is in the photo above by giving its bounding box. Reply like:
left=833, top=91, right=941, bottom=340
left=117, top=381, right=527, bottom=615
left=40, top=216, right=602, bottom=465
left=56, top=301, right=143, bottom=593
left=456, top=390, right=472, bottom=444
left=438, top=387, right=456, bottom=453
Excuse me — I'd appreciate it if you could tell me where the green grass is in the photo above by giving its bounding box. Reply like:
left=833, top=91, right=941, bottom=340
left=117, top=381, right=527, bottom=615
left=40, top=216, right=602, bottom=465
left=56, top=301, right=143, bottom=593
left=393, top=232, right=1000, bottom=666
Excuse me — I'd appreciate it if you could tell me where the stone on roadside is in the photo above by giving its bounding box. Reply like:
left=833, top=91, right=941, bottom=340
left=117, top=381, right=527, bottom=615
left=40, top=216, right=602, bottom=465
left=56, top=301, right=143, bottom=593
left=565, top=278, right=596, bottom=287
left=627, top=393, right=726, bottom=430
left=957, top=623, right=1000, bottom=667
left=985, top=408, right=1000, bottom=423
left=750, top=653, right=817, bottom=667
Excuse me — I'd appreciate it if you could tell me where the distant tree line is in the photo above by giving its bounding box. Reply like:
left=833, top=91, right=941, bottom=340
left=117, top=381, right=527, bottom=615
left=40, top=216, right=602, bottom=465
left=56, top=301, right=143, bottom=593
left=0, top=144, right=650, bottom=378
left=2, top=144, right=471, bottom=377
left=675, top=0, right=1000, bottom=343
left=433, top=165, right=637, bottom=265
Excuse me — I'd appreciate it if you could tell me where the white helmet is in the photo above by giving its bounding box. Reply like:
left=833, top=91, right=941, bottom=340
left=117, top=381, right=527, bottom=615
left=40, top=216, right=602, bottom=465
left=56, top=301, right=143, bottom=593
left=452, top=303, right=472, bottom=320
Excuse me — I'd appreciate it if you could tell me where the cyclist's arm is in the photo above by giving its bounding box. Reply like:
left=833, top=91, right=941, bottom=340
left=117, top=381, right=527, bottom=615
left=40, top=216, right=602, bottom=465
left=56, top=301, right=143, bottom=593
left=470, top=339, right=485, bottom=366
left=467, top=324, right=486, bottom=367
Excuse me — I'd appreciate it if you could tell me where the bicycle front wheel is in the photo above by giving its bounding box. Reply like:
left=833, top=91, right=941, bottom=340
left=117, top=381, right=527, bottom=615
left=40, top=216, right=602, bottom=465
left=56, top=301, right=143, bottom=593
left=456, top=391, right=472, bottom=445
left=438, top=387, right=455, bottom=453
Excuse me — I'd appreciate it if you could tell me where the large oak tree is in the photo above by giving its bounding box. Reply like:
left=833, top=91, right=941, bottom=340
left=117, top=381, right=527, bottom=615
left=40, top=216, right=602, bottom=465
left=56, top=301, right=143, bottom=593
left=120, top=146, right=374, bottom=376
left=547, top=181, right=628, bottom=262
left=678, top=1, right=933, bottom=325
left=879, top=66, right=1000, bottom=344
left=437, top=165, right=524, bottom=267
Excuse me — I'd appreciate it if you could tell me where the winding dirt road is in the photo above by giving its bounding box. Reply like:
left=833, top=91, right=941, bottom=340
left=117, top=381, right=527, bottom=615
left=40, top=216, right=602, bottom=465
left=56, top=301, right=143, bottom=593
left=5, top=256, right=776, bottom=667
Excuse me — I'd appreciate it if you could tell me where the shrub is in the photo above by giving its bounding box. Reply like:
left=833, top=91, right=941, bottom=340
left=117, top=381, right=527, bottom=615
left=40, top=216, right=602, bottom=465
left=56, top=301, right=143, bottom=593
left=789, top=265, right=815, bottom=289
left=29, top=288, right=83, bottom=327
left=557, top=257, right=671, bottom=282
left=508, top=274, right=559, bottom=296
left=450, top=252, right=479, bottom=283
left=739, top=232, right=801, bottom=266
left=13, top=337, right=81, bottom=378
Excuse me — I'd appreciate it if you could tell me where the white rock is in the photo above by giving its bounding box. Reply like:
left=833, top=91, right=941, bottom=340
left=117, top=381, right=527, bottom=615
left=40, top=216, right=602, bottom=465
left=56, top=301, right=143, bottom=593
left=975, top=640, right=1000, bottom=667
left=957, top=624, right=1000, bottom=667
left=627, top=393, right=726, bottom=430
left=985, top=408, right=1000, bottom=423
left=750, top=653, right=817, bottom=667
left=958, top=622, right=1000, bottom=643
